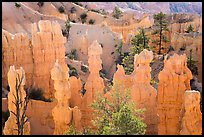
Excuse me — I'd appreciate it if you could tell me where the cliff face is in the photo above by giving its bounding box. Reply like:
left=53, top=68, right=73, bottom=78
left=67, top=23, right=122, bottom=79
left=157, top=53, right=192, bottom=135
left=2, top=20, right=67, bottom=99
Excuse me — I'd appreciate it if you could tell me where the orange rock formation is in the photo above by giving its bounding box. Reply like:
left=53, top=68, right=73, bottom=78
left=110, top=49, right=158, bottom=134
left=2, top=20, right=67, bottom=99
left=157, top=53, right=192, bottom=135
left=81, top=40, right=105, bottom=128
left=51, top=60, right=72, bottom=134
left=180, top=90, right=202, bottom=135
left=3, top=66, right=30, bottom=135
left=51, top=60, right=82, bottom=134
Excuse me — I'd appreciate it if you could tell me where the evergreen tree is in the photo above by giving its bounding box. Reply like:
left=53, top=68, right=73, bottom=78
left=91, top=84, right=146, bottom=135
left=187, top=49, right=198, bottom=75
left=122, top=28, right=150, bottom=74
left=152, top=12, right=169, bottom=54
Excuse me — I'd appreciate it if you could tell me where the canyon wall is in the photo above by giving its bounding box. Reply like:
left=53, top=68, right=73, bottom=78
left=2, top=20, right=67, bottom=99
left=157, top=53, right=192, bottom=135
left=180, top=90, right=202, bottom=135
left=110, top=49, right=158, bottom=135
left=67, top=23, right=122, bottom=79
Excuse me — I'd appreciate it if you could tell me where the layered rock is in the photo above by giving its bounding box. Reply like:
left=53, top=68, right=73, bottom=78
left=51, top=60, right=82, bottom=134
left=157, top=53, right=192, bottom=135
left=51, top=60, right=72, bottom=135
left=110, top=49, right=158, bottom=135
left=110, top=15, right=153, bottom=43
left=32, top=20, right=67, bottom=99
left=69, top=76, right=83, bottom=108
left=170, top=32, right=202, bottom=82
left=130, top=49, right=158, bottom=135
left=180, top=90, right=202, bottom=135
left=81, top=40, right=105, bottom=127
left=2, top=20, right=67, bottom=99
left=2, top=30, right=33, bottom=91
left=4, top=66, right=30, bottom=135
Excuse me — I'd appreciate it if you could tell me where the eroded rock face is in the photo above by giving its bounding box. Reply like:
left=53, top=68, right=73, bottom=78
left=157, top=53, right=192, bottom=135
left=32, top=20, right=67, bottom=99
left=51, top=60, right=83, bottom=134
left=2, top=20, right=67, bottom=99
left=4, top=66, right=30, bottom=135
left=51, top=60, right=72, bottom=135
left=81, top=40, right=105, bottom=128
left=130, top=50, right=158, bottom=135
left=110, top=49, right=158, bottom=135
left=180, top=90, right=202, bottom=135
left=69, top=76, right=83, bottom=108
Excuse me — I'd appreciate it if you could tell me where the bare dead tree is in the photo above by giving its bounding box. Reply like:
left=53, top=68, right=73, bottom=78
left=10, top=73, right=30, bottom=135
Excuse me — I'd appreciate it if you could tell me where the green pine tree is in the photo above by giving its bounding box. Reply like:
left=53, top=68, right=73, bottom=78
left=152, top=12, right=169, bottom=54
left=122, top=28, right=150, bottom=74
left=91, top=84, right=147, bottom=135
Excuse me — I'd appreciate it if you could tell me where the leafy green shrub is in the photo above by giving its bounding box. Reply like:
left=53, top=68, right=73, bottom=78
left=67, top=49, right=77, bottom=60
left=37, top=2, right=44, bottom=7
left=89, top=19, right=95, bottom=24
left=112, top=6, right=123, bottom=19
left=99, top=69, right=106, bottom=78
left=58, top=6, right=65, bottom=13
left=90, top=9, right=100, bottom=13
left=67, top=64, right=79, bottom=77
left=15, top=2, right=21, bottom=8
left=81, top=65, right=88, bottom=73
left=80, top=13, right=88, bottom=24
left=28, top=88, right=52, bottom=102
left=185, top=24, right=194, bottom=33
left=70, top=7, right=77, bottom=13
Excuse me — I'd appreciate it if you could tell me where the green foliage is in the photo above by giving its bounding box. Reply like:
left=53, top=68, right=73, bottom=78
left=15, top=2, right=21, bottom=8
left=112, top=6, right=123, bottom=19
left=37, top=2, right=44, bottom=7
left=62, top=20, right=71, bottom=38
left=80, top=13, right=88, bottom=24
left=89, top=19, right=95, bottom=24
left=152, top=12, right=169, bottom=54
left=70, top=7, right=77, bottom=13
left=67, top=64, right=79, bottom=77
left=64, top=125, right=78, bottom=135
left=65, top=20, right=71, bottom=31
left=99, top=69, right=106, bottom=78
left=67, top=49, right=77, bottom=60
left=150, top=79, right=158, bottom=85
left=81, top=65, right=88, bottom=73
left=187, top=49, right=198, bottom=75
left=64, top=125, right=93, bottom=135
left=28, top=88, right=52, bottom=102
left=121, top=28, right=150, bottom=74
left=58, top=6, right=65, bottom=13
left=185, top=24, right=194, bottom=33
left=90, top=84, right=146, bottom=135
